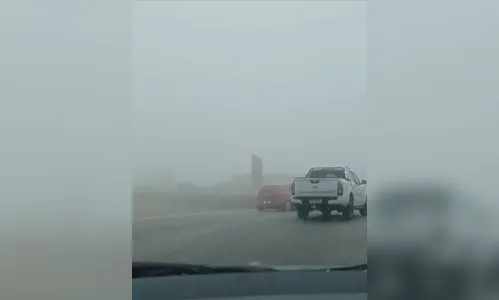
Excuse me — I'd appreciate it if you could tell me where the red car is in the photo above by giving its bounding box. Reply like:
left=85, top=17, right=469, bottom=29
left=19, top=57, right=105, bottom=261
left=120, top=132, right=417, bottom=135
left=256, top=184, right=294, bottom=212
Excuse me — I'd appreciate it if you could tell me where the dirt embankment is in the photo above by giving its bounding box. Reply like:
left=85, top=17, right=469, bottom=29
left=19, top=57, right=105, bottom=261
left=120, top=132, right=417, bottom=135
left=133, top=189, right=256, bottom=219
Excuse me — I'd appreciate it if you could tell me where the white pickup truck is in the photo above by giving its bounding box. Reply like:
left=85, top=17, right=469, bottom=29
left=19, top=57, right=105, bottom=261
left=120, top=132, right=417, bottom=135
left=291, top=166, right=367, bottom=221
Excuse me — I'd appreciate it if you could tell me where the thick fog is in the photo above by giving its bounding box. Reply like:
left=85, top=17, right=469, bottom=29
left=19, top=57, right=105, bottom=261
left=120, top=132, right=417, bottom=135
left=133, top=1, right=366, bottom=186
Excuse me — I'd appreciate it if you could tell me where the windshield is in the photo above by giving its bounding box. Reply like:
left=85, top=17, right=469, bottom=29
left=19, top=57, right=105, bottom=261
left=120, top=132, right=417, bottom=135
left=259, top=185, right=282, bottom=193
left=132, top=1, right=367, bottom=269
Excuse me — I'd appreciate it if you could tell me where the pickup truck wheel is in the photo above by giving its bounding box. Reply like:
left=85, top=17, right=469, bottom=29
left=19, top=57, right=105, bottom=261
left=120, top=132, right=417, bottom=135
left=283, top=201, right=292, bottom=212
left=257, top=205, right=264, bottom=212
left=297, top=207, right=309, bottom=220
left=342, top=195, right=355, bottom=221
left=359, top=197, right=367, bottom=217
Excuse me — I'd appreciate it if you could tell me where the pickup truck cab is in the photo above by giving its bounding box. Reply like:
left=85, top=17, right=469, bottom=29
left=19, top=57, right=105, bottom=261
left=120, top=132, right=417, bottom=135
left=291, top=166, right=367, bottom=221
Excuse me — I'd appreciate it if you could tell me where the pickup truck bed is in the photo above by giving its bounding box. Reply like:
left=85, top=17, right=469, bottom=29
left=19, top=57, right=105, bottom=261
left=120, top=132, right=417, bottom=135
left=293, top=177, right=340, bottom=200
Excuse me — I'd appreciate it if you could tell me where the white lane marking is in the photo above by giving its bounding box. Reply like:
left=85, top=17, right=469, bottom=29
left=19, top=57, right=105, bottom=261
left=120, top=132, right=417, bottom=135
left=133, top=209, right=254, bottom=222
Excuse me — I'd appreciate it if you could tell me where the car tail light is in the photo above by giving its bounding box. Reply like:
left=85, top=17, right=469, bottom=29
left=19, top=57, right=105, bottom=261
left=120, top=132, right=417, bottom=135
left=337, top=181, right=343, bottom=196
left=291, top=182, right=295, bottom=195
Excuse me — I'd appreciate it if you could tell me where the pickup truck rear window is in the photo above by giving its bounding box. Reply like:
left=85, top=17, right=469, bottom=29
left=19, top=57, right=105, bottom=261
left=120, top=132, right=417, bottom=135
left=306, top=168, right=346, bottom=179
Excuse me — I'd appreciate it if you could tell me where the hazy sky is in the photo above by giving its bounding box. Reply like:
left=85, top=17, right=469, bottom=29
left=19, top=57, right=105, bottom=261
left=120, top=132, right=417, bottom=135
left=133, top=1, right=366, bottom=185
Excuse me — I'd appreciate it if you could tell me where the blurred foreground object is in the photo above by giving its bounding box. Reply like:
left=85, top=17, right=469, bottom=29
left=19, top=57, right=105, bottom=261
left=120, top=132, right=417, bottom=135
left=369, top=182, right=499, bottom=300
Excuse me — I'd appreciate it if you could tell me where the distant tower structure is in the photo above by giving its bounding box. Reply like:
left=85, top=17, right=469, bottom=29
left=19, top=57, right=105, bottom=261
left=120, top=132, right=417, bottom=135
left=251, top=155, right=263, bottom=193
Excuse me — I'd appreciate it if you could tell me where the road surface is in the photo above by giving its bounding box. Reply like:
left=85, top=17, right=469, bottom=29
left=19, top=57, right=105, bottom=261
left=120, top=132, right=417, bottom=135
left=133, top=209, right=367, bottom=267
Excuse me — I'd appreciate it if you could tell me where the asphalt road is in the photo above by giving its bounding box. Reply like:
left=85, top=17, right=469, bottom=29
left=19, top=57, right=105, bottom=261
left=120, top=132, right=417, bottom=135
left=133, top=209, right=367, bottom=267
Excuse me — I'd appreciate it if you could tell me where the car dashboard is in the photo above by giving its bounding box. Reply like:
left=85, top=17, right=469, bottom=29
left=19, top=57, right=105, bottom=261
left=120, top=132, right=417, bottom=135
left=133, top=269, right=367, bottom=300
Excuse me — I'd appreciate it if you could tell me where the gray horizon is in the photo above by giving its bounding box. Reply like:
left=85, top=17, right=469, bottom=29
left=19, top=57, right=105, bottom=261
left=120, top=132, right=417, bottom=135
left=133, top=1, right=366, bottom=186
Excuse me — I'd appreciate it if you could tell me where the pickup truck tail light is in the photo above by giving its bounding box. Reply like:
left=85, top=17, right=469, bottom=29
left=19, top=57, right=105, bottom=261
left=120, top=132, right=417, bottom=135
left=291, top=182, right=295, bottom=195
left=337, top=181, right=343, bottom=196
